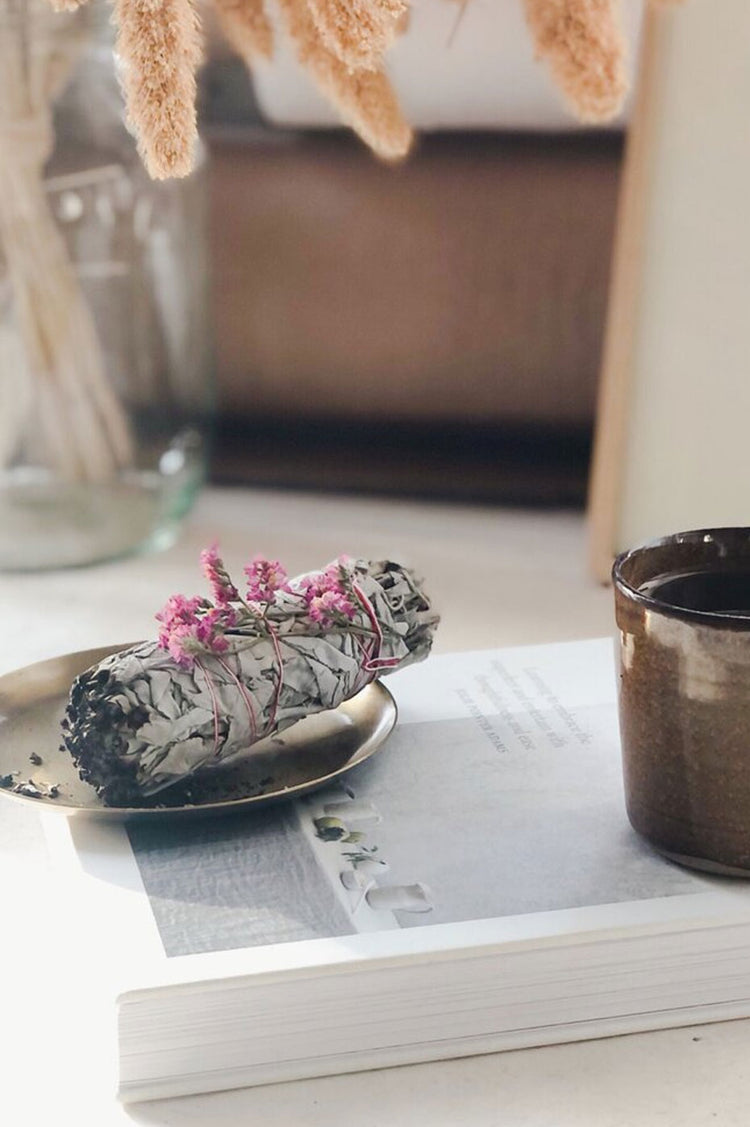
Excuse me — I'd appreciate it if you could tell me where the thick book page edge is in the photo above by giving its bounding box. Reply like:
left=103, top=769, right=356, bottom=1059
left=43, top=791, right=750, bottom=1002
left=115, top=914, right=750, bottom=1097
left=118, top=995, right=750, bottom=1104
left=118, top=995, right=750, bottom=1102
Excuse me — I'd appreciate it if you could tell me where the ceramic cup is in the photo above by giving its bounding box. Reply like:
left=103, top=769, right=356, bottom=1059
left=613, top=528, right=750, bottom=877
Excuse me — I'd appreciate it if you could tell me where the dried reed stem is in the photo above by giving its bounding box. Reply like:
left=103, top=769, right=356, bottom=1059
left=0, top=164, right=133, bottom=478
left=113, top=0, right=203, bottom=179
left=0, top=1, right=134, bottom=481
left=523, top=0, right=628, bottom=122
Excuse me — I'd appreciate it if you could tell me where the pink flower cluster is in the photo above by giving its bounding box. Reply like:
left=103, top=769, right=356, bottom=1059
left=156, top=594, right=237, bottom=668
left=244, top=556, right=288, bottom=604
left=156, top=549, right=361, bottom=667
left=200, top=544, right=240, bottom=605
left=298, top=557, right=358, bottom=627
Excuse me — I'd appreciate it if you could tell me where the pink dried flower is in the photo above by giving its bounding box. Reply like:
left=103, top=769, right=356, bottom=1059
left=244, top=556, right=288, bottom=603
left=308, top=587, right=357, bottom=627
left=165, top=621, right=203, bottom=668
left=157, top=550, right=363, bottom=664
left=155, top=594, right=205, bottom=648
left=201, top=606, right=237, bottom=638
left=307, top=591, right=333, bottom=625
left=301, top=558, right=358, bottom=626
left=196, top=610, right=231, bottom=654
left=333, top=586, right=357, bottom=619
left=324, top=555, right=355, bottom=584
left=156, top=592, right=237, bottom=667
left=298, top=555, right=355, bottom=598
left=200, top=543, right=240, bottom=605
left=156, top=593, right=204, bottom=623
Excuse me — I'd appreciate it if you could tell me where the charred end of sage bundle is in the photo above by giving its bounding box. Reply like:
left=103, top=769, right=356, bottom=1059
left=62, top=553, right=439, bottom=806
left=61, top=656, right=150, bottom=807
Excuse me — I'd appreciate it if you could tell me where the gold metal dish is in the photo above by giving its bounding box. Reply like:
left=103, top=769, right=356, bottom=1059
left=0, top=644, right=397, bottom=820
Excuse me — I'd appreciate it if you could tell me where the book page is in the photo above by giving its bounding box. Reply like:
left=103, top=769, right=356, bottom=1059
left=124, top=639, right=706, bottom=958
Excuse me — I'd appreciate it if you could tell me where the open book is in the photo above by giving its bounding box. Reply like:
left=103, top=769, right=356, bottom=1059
left=45, top=638, right=750, bottom=1102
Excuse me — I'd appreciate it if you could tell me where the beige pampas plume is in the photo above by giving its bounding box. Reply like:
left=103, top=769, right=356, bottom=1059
left=43, top=0, right=681, bottom=175
left=276, top=0, right=412, bottom=159
left=213, top=0, right=274, bottom=61
left=113, top=0, right=203, bottom=179
left=523, top=0, right=628, bottom=122
left=306, top=0, right=407, bottom=72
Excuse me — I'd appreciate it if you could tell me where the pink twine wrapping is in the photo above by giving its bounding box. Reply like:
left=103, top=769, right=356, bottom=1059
left=351, top=582, right=402, bottom=687
left=263, top=622, right=285, bottom=737
left=217, top=655, right=258, bottom=744
left=200, top=581, right=397, bottom=755
left=196, top=657, right=221, bottom=756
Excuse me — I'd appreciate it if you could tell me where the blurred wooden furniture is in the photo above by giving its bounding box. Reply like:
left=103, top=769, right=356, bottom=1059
left=209, top=130, right=621, bottom=432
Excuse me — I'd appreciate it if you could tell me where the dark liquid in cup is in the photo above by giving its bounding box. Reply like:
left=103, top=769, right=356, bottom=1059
left=639, top=569, right=750, bottom=616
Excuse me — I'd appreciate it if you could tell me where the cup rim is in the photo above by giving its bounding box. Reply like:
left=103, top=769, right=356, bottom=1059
left=612, top=527, right=750, bottom=629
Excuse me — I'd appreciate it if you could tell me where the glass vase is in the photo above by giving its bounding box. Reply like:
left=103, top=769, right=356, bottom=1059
left=0, top=1, right=213, bottom=570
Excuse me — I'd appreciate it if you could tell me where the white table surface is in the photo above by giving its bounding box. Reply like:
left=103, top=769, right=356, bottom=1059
left=2, top=486, right=749, bottom=1126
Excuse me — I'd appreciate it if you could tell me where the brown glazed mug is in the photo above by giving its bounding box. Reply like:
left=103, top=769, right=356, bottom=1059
left=614, top=528, right=750, bottom=877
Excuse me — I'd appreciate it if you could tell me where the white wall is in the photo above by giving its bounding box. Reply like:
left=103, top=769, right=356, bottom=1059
left=616, top=0, right=750, bottom=548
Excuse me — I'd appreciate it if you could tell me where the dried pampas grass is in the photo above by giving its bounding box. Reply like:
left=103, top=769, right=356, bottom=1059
left=522, top=0, right=628, bottom=122
left=306, top=0, right=407, bottom=72
left=276, top=0, right=412, bottom=160
left=213, top=0, right=273, bottom=61
left=41, top=0, right=686, bottom=177
left=113, top=0, right=203, bottom=179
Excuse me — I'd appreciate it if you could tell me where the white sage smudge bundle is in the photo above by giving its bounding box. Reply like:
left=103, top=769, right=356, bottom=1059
left=62, top=551, right=439, bottom=805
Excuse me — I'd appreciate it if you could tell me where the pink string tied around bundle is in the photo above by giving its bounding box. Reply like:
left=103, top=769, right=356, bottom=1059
left=351, top=582, right=402, bottom=684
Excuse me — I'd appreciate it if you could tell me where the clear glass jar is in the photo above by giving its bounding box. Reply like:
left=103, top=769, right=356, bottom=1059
left=0, top=1, right=213, bottom=570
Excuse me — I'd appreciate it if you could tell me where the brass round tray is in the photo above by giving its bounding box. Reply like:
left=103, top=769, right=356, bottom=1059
left=0, top=644, right=396, bottom=820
